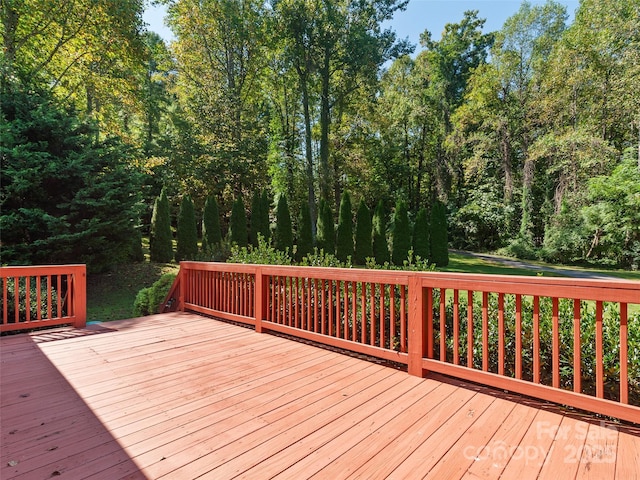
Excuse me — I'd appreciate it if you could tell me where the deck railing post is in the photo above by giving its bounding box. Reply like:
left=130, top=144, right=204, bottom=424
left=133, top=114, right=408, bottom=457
left=254, top=266, right=267, bottom=333
left=73, top=265, right=87, bottom=328
left=178, top=264, right=185, bottom=311
left=408, top=274, right=427, bottom=377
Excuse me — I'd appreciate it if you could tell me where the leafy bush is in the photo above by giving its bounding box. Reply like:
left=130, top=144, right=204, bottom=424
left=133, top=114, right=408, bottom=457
left=372, top=200, right=390, bottom=264
left=0, top=277, right=60, bottom=323
left=391, top=200, right=410, bottom=266
left=316, top=199, right=335, bottom=255
left=132, top=273, right=177, bottom=317
left=228, top=235, right=293, bottom=265
left=274, top=194, right=293, bottom=253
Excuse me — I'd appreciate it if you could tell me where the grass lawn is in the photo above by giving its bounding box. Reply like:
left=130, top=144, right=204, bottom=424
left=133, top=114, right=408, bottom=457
left=87, top=262, right=179, bottom=322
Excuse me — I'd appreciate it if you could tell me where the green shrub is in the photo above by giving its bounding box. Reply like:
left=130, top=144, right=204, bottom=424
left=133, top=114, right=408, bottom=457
left=202, top=195, right=222, bottom=253
left=229, top=197, right=248, bottom=247
left=133, top=287, right=152, bottom=317
left=296, top=205, right=314, bottom=261
left=412, top=207, right=430, bottom=263
left=228, top=235, right=293, bottom=265
left=0, top=277, right=59, bottom=323
left=132, top=273, right=177, bottom=317
left=335, top=191, right=354, bottom=262
left=274, top=194, right=293, bottom=253
left=372, top=200, right=389, bottom=264
left=316, top=199, right=335, bottom=255
left=391, top=200, right=410, bottom=265
left=176, top=195, right=198, bottom=261
left=150, top=189, right=173, bottom=263
left=354, top=200, right=373, bottom=265
left=430, top=200, right=449, bottom=267
left=250, top=190, right=262, bottom=247
left=260, top=190, right=271, bottom=243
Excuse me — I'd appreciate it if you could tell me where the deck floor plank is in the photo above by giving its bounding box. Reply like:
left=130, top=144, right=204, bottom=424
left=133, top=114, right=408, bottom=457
left=2, top=312, right=638, bottom=480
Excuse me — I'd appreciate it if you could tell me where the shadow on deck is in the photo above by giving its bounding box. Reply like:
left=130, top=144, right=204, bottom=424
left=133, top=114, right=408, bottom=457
left=1, top=312, right=639, bottom=479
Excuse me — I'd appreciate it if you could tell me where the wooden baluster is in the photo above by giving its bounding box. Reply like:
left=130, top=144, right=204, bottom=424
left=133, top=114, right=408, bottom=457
left=533, top=296, right=540, bottom=384
left=370, top=283, right=376, bottom=346
left=498, top=293, right=505, bottom=375
left=515, top=294, right=522, bottom=379
left=482, top=291, right=488, bottom=371
left=573, top=299, right=581, bottom=393
left=379, top=283, right=385, bottom=348
left=453, top=290, right=459, bottom=365
left=467, top=291, right=474, bottom=368
left=400, top=285, right=407, bottom=353
left=440, top=288, right=446, bottom=362
left=351, top=281, right=357, bottom=341
left=620, top=303, right=629, bottom=404
left=552, top=297, right=560, bottom=388
left=361, top=282, right=367, bottom=344
left=596, top=301, right=603, bottom=398
left=390, top=284, right=396, bottom=351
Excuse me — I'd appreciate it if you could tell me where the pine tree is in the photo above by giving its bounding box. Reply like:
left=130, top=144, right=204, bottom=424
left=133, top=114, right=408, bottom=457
left=150, top=188, right=173, bottom=263
left=176, top=195, right=198, bottom=261
left=260, top=190, right=271, bottom=242
left=335, top=191, right=354, bottom=262
left=391, top=200, right=411, bottom=265
left=202, top=195, right=222, bottom=252
left=296, top=205, right=313, bottom=261
left=274, top=194, right=293, bottom=253
left=412, top=207, right=430, bottom=262
left=430, top=200, right=449, bottom=267
left=249, top=189, right=261, bottom=246
left=372, top=200, right=389, bottom=264
left=354, top=200, right=373, bottom=265
left=229, top=197, right=248, bottom=247
left=316, top=199, right=335, bottom=255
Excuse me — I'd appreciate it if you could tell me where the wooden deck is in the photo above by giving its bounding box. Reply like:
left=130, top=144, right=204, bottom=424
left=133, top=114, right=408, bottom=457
left=2, top=312, right=639, bottom=480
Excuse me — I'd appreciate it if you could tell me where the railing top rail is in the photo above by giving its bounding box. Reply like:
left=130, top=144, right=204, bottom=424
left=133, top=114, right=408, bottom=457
left=415, top=271, right=640, bottom=303
left=0, top=265, right=86, bottom=277
left=180, top=261, right=412, bottom=284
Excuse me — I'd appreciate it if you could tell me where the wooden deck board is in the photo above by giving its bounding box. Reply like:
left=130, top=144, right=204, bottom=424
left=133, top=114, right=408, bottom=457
left=2, top=312, right=639, bottom=480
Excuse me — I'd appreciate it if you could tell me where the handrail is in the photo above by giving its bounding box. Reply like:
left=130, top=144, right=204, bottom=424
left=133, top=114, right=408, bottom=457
left=169, top=261, right=640, bottom=423
left=1, top=265, right=86, bottom=332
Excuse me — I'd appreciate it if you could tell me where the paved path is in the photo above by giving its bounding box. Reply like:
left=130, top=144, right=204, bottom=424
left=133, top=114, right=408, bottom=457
left=451, top=250, right=622, bottom=280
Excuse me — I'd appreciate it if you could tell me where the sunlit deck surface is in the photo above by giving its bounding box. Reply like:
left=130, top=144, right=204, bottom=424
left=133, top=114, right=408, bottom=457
left=2, top=312, right=639, bottom=480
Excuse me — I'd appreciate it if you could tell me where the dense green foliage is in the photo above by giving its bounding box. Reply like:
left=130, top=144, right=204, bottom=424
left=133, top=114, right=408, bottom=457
left=150, top=189, right=173, bottom=263
left=430, top=200, right=449, bottom=266
left=316, top=199, right=335, bottom=255
left=354, top=200, right=373, bottom=265
left=0, top=87, right=143, bottom=272
left=335, top=191, right=354, bottom=262
left=132, top=273, right=177, bottom=317
left=412, top=208, right=430, bottom=262
left=391, top=201, right=411, bottom=265
left=5, top=0, right=638, bottom=271
left=372, top=200, right=390, bottom=264
left=202, top=195, right=222, bottom=252
left=274, top=194, right=293, bottom=253
left=296, top=206, right=314, bottom=261
left=228, top=197, right=248, bottom=247
left=176, top=195, right=198, bottom=261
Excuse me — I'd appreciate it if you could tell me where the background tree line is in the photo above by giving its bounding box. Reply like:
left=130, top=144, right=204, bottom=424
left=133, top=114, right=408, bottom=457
left=2, top=0, right=638, bottom=271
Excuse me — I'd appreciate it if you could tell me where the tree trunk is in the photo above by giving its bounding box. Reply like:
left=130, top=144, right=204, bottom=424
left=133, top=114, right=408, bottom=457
left=299, top=71, right=317, bottom=236
left=319, top=48, right=331, bottom=203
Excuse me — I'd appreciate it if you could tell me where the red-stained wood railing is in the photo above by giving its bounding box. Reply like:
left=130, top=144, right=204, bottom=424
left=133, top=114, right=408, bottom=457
left=167, top=262, right=640, bottom=423
left=1, top=265, right=86, bottom=333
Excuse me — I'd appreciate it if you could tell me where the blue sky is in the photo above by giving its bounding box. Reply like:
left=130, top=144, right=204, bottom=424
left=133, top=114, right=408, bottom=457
left=143, top=0, right=579, bottom=48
